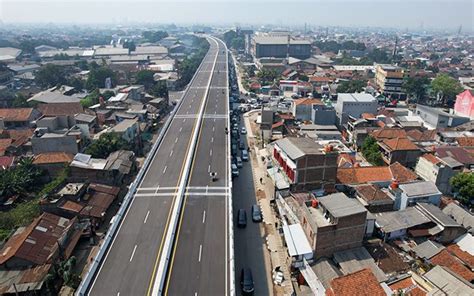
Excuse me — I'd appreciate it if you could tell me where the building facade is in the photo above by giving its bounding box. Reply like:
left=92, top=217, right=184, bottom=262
left=375, top=64, right=405, bottom=99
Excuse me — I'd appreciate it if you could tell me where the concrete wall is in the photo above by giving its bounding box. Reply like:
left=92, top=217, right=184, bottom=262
left=32, top=135, right=78, bottom=154
left=311, top=105, right=336, bottom=125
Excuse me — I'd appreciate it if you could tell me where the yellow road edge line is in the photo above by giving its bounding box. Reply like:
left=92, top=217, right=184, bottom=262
left=145, top=60, right=212, bottom=296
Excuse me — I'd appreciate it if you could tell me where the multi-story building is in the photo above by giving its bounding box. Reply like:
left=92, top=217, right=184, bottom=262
left=334, top=93, right=378, bottom=126
left=454, top=89, right=474, bottom=119
left=251, top=35, right=312, bottom=59
left=416, top=104, right=470, bottom=129
left=289, top=192, right=367, bottom=258
left=415, top=154, right=463, bottom=194
left=375, top=64, right=405, bottom=99
left=378, top=137, right=422, bottom=168
left=272, top=137, right=338, bottom=191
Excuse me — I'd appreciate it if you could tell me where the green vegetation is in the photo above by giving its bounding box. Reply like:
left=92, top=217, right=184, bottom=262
left=403, top=76, right=430, bottom=103
left=0, top=158, right=42, bottom=199
left=256, top=68, right=279, bottom=84
left=38, top=167, right=69, bottom=198
left=314, top=40, right=366, bottom=53
left=0, top=198, right=40, bottom=241
left=176, top=36, right=209, bottom=89
left=431, top=73, right=463, bottom=105
left=85, top=132, right=130, bottom=158
left=45, top=257, right=81, bottom=292
left=337, top=80, right=367, bottom=93
left=334, top=48, right=392, bottom=65
left=136, top=70, right=156, bottom=89
left=223, top=30, right=245, bottom=51
left=361, top=136, right=384, bottom=166
left=142, top=30, right=169, bottom=43
left=122, top=40, right=136, bottom=53
left=80, top=89, right=101, bottom=108
left=35, top=64, right=70, bottom=87
left=450, top=173, right=474, bottom=207
left=86, top=65, right=117, bottom=90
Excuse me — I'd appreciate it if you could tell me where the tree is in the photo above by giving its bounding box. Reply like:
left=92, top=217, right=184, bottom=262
left=35, top=64, right=69, bottom=88
left=450, top=173, right=474, bottom=207
left=11, top=94, right=33, bottom=108
left=86, top=66, right=116, bottom=90
left=142, top=31, right=169, bottom=43
left=136, top=70, right=155, bottom=89
left=151, top=80, right=168, bottom=98
left=256, top=69, right=279, bottom=84
left=85, top=132, right=130, bottom=158
left=337, top=80, right=367, bottom=93
left=361, top=136, right=384, bottom=166
left=402, top=76, right=430, bottom=103
left=123, top=40, right=136, bottom=53
left=80, top=89, right=101, bottom=108
left=431, top=73, right=463, bottom=105
left=0, top=157, right=42, bottom=199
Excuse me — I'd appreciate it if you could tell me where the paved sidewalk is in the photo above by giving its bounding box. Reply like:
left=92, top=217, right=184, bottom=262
left=243, top=113, right=294, bottom=296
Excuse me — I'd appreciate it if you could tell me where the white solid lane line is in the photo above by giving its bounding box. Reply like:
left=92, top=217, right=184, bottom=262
left=163, top=166, right=167, bottom=174
left=202, top=210, right=206, bottom=223
left=129, top=245, right=137, bottom=262
left=144, top=211, right=150, bottom=224
left=198, top=244, right=202, bottom=262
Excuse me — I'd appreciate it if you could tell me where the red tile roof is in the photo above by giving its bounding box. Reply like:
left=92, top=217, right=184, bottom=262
left=6, top=129, right=33, bottom=140
left=356, top=184, right=392, bottom=202
left=371, top=128, right=407, bottom=140
left=60, top=200, right=84, bottom=213
left=33, top=152, right=74, bottom=165
left=337, top=162, right=417, bottom=184
left=436, top=146, right=474, bottom=165
left=406, top=129, right=437, bottom=142
left=388, top=276, right=427, bottom=296
left=456, top=137, right=474, bottom=147
left=0, top=108, right=34, bottom=122
left=0, top=138, right=12, bottom=155
left=381, top=137, right=419, bottom=151
left=421, top=153, right=441, bottom=165
left=294, top=98, right=323, bottom=106
left=446, top=244, right=474, bottom=270
left=430, top=249, right=474, bottom=282
left=37, top=102, right=83, bottom=117
left=0, top=156, right=14, bottom=169
left=326, top=268, right=386, bottom=296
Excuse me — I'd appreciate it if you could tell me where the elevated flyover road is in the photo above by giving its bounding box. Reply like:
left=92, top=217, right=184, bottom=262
left=163, top=37, right=232, bottom=296
left=88, top=37, right=223, bottom=296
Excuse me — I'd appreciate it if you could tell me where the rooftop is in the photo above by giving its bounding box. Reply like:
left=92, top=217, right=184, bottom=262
left=326, top=268, right=386, bottom=296
left=355, top=184, right=393, bottom=204
left=28, top=90, right=80, bottom=104
left=253, top=36, right=311, bottom=45
left=274, top=137, right=324, bottom=160
left=318, top=192, right=367, bottom=218
left=442, top=203, right=474, bottom=234
left=337, top=93, right=376, bottom=103
left=380, top=137, right=419, bottom=151
left=374, top=207, right=431, bottom=233
left=33, top=152, right=74, bottom=165
left=412, top=240, right=445, bottom=260
left=430, top=249, right=474, bottom=282
left=336, top=162, right=418, bottom=185
left=424, top=265, right=474, bottom=296
left=399, top=181, right=441, bottom=197
left=38, top=102, right=83, bottom=117
left=0, top=108, right=34, bottom=122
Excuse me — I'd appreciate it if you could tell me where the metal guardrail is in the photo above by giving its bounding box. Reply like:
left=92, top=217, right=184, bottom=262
left=223, top=38, right=236, bottom=296
left=76, top=37, right=213, bottom=296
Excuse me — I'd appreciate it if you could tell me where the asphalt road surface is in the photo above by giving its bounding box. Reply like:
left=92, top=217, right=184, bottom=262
left=89, top=37, right=224, bottom=296
left=164, top=37, right=231, bottom=296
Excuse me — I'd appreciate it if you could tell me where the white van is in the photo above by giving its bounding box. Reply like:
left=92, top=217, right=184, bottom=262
left=241, top=150, right=249, bottom=161
left=236, top=157, right=243, bottom=168
left=232, top=164, right=239, bottom=177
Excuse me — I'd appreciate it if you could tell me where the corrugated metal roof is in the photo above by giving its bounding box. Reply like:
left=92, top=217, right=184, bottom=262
left=319, top=193, right=367, bottom=218
left=375, top=207, right=431, bottom=233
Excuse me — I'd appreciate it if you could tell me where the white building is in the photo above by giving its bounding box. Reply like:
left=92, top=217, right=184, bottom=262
left=334, top=93, right=378, bottom=126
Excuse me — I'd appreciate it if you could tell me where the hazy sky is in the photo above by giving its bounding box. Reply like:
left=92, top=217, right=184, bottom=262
left=0, top=0, right=472, bottom=31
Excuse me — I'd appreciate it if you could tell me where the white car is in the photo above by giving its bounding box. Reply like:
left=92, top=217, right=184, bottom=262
left=241, top=127, right=247, bottom=134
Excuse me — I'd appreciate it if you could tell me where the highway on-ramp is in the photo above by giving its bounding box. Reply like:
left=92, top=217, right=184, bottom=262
left=88, top=36, right=230, bottom=296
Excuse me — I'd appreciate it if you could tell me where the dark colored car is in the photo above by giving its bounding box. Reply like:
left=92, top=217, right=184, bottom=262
left=251, top=204, right=262, bottom=222
left=237, top=209, right=247, bottom=228
left=240, top=268, right=254, bottom=295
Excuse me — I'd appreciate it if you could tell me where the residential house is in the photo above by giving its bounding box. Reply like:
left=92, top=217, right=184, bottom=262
left=272, top=137, right=338, bottom=191
left=332, top=247, right=388, bottom=282
left=107, top=118, right=140, bottom=144
left=435, top=146, right=474, bottom=170
left=374, top=207, right=433, bottom=240
left=423, top=265, right=474, bottom=295
left=69, top=150, right=135, bottom=185
left=289, top=193, right=367, bottom=258
left=325, top=268, right=387, bottom=296
left=0, top=213, right=82, bottom=268
left=33, top=152, right=74, bottom=178
left=442, top=203, right=474, bottom=234
left=415, top=104, right=470, bottom=129
left=80, top=183, right=120, bottom=225
left=31, top=131, right=79, bottom=155
left=311, top=103, right=337, bottom=126
left=291, top=98, right=324, bottom=122
left=389, top=181, right=442, bottom=210
left=387, top=275, right=428, bottom=296
left=334, top=93, right=378, bottom=126
left=378, top=137, right=422, bottom=168
left=37, top=102, right=83, bottom=129
left=336, top=162, right=418, bottom=188
left=415, top=154, right=463, bottom=194
left=28, top=89, right=81, bottom=104
left=454, top=89, right=474, bottom=119
left=354, top=184, right=394, bottom=213
left=0, top=108, right=40, bottom=129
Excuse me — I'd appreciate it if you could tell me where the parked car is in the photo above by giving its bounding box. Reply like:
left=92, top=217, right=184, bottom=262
left=241, top=127, right=247, bottom=134
left=237, top=209, right=247, bottom=228
left=236, top=156, right=243, bottom=168
left=232, top=164, right=239, bottom=177
left=240, top=268, right=255, bottom=295
left=241, top=150, right=249, bottom=161
left=239, top=142, right=245, bottom=150
left=251, top=205, right=262, bottom=222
